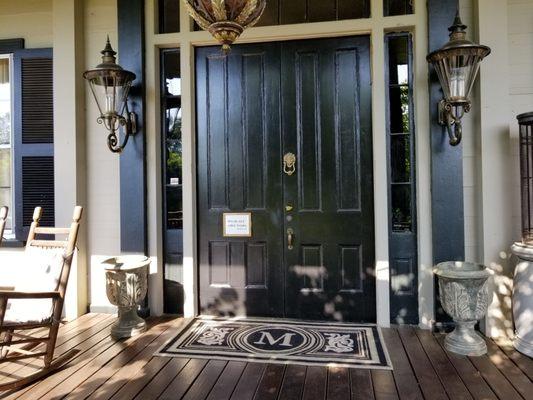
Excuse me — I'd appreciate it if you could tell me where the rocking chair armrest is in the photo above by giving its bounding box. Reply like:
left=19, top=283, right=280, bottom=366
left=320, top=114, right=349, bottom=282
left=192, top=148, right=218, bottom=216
left=0, top=290, right=61, bottom=299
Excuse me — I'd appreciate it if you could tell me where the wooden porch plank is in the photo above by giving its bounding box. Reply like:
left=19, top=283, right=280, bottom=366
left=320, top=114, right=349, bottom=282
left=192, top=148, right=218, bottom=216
left=205, top=361, right=247, bottom=400
left=50, top=318, right=170, bottom=399
left=183, top=359, right=227, bottom=400
left=371, top=370, right=399, bottom=400
left=253, top=364, right=285, bottom=400
left=435, top=335, right=498, bottom=400
left=86, top=317, right=191, bottom=400
left=22, top=321, right=149, bottom=400
left=123, top=358, right=185, bottom=400
left=301, top=366, right=327, bottom=400
left=494, top=339, right=533, bottom=380
left=107, top=357, right=180, bottom=400
left=415, top=329, right=473, bottom=400
left=381, top=328, right=423, bottom=400
left=53, top=313, right=110, bottom=347
left=230, top=363, right=267, bottom=400
left=277, top=364, right=306, bottom=400
left=13, top=321, right=120, bottom=400
left=397, top=326, right=448, bottom=400
left=495, top=340, right=533, bottom=380
left=157, top=358, right=208, bottom=400
left=484, top=339, right=533, bottom=399
left=0, top=314, right=114, bottom=393
left=327, top=367, right=351, bottom=399
left=466, top=347, right=526, bottom=400
left=0, top=313, right=108, bottom=383
left=350, top=369, right=375, bottom=400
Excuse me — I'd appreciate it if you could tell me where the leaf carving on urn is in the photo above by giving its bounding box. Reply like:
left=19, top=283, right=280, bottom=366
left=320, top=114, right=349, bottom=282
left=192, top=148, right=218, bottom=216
left=439, top=277, right=490, bottom=322
left=106, top=269, right=148, bottom=308
left=475, top=280, right=490, bottom=320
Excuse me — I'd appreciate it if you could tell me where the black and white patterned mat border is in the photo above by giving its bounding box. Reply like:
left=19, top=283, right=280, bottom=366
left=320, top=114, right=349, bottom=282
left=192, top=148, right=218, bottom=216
left=155, top=317, right=393, bottom=370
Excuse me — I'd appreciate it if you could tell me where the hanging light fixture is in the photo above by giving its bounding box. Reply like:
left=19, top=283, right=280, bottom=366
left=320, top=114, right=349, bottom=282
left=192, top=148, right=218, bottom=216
left=427, top=11, right=491, bottom=146
left=83, top=38, right=137, bottom=154
left=182, top=0, right=266, bottom=52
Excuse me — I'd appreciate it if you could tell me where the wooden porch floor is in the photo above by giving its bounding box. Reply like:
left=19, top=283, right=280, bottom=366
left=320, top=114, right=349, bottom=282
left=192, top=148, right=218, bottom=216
left=0, top=313, right=532, bottom=400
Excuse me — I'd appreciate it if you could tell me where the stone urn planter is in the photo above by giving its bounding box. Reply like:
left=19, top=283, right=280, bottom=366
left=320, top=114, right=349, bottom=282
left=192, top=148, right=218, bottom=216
left=511, top=243, right=533, bottom=357
left=103, top=256, right=150, bottom=339
left=434, top=261, right=493, bottom=356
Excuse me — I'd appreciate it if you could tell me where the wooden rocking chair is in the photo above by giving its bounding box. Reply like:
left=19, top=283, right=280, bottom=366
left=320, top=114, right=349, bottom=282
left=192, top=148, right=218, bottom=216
left=0, top=206, right=83, bottom=391
left=0, top=206, right=8, bottom=245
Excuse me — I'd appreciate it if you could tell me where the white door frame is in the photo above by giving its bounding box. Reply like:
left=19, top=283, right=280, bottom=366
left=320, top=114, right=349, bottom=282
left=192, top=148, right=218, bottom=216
left=144, top=0, right=433, bottom=328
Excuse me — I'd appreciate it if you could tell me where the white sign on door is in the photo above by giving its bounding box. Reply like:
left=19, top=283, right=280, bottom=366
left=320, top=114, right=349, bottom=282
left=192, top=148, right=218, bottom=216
left=223, top=213, right=252, bottom=237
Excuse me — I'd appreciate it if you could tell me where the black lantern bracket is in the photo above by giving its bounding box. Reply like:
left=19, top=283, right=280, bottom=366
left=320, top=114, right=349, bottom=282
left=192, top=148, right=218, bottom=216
left=438, top=100, right=471, bottom=146
left=97, top=104, right=138, bottom=154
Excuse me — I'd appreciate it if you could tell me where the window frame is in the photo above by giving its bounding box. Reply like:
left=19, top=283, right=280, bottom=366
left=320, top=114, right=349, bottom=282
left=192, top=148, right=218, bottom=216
left=0, top=53, right=14, bottom=236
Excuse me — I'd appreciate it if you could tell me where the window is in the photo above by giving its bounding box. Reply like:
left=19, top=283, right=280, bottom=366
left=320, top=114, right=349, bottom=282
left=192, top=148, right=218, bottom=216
left=0, top=56, right=12, bottom=233
left=161, top=49, right=184, bottom=314
left=159, top=0, right=180, bottom=33
left=386, top=33, right=418, bottom=324
left=388, top=34, right=414, bottom=232
left=384, top=0, right=414, bottom=16
left=166, top=0, right=372, bottom=31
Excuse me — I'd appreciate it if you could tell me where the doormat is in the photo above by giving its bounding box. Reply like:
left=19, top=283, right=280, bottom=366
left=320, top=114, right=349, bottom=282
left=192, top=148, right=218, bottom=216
left=155, top=317, right=392, bottom=369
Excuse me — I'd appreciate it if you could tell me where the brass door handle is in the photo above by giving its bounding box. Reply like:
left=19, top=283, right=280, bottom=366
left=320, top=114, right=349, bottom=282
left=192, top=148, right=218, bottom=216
left=287, top=228, right=294, bottom=250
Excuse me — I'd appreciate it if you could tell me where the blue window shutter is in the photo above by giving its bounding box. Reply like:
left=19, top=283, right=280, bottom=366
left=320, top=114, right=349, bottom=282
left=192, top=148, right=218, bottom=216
left=13, top=48, right=54, bottom=241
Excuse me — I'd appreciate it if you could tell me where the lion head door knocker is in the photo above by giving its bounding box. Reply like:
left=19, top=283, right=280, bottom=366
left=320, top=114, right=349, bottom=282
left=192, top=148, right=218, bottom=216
left=283, top=152, right=296, bottom=176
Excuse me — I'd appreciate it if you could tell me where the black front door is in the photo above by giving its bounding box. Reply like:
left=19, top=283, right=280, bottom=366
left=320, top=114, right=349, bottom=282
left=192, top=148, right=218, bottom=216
left=196, top=36, right=375, bottom=322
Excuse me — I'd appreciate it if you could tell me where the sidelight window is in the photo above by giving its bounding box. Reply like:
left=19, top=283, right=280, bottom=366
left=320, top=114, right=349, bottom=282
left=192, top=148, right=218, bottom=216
left=0, top=56, right=11, bottom=232
left=386, top=32, right=418, bottom=324
left=161, top=48, right=184, bottom=314
left=387, top=34, right=414, bottom=232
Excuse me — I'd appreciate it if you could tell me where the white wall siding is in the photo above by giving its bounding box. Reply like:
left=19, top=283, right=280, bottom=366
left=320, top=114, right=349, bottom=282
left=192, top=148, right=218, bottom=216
left=84, top=0, right=121, bottom=313
left=0, top=0, right=53, bottom=48
left=460, top=0, right=482, bottom=263
left=509, top=0, right=533, bottom=237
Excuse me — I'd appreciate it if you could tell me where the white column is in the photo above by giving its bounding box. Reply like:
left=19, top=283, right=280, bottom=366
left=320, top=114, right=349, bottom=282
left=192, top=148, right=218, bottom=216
left=476, top=0, right=515, bottom=339
left=53, top=0, right=87, bottom=319
left=414, top=0, right=434, bottom=329
left=370, top=0, right=390, bottom=328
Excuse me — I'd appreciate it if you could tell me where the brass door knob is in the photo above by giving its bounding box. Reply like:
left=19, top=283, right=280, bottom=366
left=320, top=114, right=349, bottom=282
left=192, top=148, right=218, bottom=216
left=287, top=228, right=294, bottom=250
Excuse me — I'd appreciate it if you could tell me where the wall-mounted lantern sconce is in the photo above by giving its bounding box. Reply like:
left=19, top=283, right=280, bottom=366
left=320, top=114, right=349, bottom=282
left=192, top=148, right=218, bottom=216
left=83, top=38, right=137, bottom=154
left=427, top=11, right=491, bottom=146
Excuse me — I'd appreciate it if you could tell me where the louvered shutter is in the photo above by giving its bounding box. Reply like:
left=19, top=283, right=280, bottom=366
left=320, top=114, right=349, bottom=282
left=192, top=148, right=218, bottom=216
left=13, top=48, right=54, bottom=240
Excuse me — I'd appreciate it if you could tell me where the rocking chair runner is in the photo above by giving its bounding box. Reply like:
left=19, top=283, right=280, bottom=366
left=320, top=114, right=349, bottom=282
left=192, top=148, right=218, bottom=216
left=0, top=206, right=83, bottom=391
left=0, top=206, right=8, bottom=245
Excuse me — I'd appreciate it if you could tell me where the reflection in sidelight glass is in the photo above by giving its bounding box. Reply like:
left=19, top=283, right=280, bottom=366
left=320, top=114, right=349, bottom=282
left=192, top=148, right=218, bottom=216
left=0, top=56, right=11, bottom=230
left=384, top=0, right=414, bottom=17
left=162, top=49, right=182, bottom=230
left=387, top=34, right=415, bottom=233
left=161, top=48, right=184, bottom=314
left=159, top=0, right=180, bottom=33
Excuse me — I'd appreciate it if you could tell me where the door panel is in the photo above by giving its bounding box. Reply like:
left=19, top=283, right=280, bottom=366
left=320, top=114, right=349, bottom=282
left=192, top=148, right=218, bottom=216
left=282, top=37, right=375, bottom=322
left=196, top=36, right=375, bottom=322
left=196, top=43, right=284, bottom=317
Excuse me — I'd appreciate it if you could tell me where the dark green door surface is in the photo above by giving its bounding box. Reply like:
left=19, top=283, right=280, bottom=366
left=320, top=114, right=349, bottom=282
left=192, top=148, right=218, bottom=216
left=196, top=36, right=375, bottom=322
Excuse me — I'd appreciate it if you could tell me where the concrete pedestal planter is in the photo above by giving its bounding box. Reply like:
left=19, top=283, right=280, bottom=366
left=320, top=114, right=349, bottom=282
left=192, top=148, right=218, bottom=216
left=511, top=243, right=533, bottom=357
left=103, top=256, right=150, bottom=339
left=434, top=261, right=493, bottom=356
